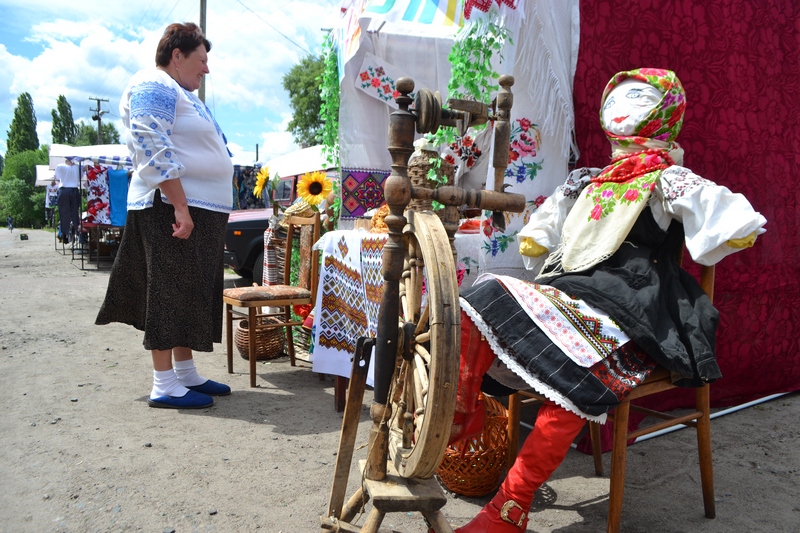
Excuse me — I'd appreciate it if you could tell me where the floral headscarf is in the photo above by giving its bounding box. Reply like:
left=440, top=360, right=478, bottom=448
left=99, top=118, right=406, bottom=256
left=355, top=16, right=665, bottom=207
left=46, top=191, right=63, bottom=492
left=538, top=69, right=687, bottom=277
left=600, top=68, right=686, bottom=149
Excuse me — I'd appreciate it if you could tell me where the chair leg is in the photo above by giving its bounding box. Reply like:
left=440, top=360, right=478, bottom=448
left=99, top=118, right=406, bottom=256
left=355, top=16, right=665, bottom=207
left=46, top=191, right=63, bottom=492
left=225, top=303, right=233, bottom=374
left=506, top=393, right=521, bottom=470
left=607, top=400, right=631, bottom=533
left=696, top=385, right=716, bottom=519
left=248, top=307, right=257, bottom=387
left=285, top=307, right=296, bottom=366
left=590, top=421, right=604, bottom=476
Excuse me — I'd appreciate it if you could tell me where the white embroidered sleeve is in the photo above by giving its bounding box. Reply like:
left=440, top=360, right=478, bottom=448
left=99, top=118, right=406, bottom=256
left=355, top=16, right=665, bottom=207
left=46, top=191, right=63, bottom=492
left=127, top=81, right=185, bottom=189
left=660, top=166, right=767, bottom=265
left=518, top=167, right=598, bottom=270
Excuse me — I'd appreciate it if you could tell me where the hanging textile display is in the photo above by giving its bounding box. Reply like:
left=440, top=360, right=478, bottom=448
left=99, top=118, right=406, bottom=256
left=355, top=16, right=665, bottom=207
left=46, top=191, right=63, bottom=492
left=84, top=165, right=111, bottom=225
left=339, top=168, right=390, bottom=219
left=355, top=53, right=414, bottom=109
left=107, top=169, right=130, bottom=227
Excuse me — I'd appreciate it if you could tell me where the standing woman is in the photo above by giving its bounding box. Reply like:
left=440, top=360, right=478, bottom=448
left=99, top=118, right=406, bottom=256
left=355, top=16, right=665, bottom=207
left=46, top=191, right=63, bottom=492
left=97, top=23, right=233, bottom=409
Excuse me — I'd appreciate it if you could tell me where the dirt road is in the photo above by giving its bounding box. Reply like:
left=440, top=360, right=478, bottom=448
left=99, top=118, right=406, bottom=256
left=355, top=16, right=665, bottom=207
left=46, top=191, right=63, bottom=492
left=1, top=228, right=797, bottom=532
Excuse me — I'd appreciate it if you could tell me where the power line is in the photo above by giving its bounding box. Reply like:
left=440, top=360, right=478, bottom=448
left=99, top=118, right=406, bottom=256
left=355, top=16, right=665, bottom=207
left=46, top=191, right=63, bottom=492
left=234, top=0, right=312, bottom=56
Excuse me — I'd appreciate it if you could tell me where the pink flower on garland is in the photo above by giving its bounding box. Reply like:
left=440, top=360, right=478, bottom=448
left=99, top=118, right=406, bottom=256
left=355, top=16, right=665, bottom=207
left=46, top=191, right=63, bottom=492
left=519, top=118, right=532, bottom=131
left=590, top=203, right=603, bottom=220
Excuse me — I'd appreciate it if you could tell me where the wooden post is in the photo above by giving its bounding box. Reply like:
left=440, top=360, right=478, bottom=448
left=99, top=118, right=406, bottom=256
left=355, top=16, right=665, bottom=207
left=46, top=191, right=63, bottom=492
left=366, top=77, right=416, bottom=481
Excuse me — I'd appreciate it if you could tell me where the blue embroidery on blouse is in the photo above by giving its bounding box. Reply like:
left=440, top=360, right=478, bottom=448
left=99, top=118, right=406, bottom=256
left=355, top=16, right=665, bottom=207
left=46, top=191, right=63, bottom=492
left=182, top=88, right=224, bottom=138
left=187, top=198, right=234, bottom=210
left=130, top=82, right=178, bottom=124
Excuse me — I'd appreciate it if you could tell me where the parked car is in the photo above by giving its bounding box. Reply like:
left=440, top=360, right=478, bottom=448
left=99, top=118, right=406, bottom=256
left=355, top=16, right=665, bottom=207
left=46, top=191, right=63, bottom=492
left=224, top=145, right=336, bottom=282
left=223, top=208, right=273, bottom=282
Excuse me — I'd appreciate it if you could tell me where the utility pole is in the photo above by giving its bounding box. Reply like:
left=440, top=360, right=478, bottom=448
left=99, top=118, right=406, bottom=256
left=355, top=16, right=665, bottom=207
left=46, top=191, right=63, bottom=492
left=89, top=97, right=109, bottom=144
left=199, top=0, right=207, bottom=103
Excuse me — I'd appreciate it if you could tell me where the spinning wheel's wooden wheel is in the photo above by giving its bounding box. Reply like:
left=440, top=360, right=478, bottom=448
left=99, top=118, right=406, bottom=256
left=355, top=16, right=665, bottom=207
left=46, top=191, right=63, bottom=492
left=387, top=210, right=460, bottom=479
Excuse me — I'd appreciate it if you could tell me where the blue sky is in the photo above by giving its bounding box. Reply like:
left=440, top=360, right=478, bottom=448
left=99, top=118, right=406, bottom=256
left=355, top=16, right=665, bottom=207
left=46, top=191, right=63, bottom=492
left=0, top=0, right=342, bottom=164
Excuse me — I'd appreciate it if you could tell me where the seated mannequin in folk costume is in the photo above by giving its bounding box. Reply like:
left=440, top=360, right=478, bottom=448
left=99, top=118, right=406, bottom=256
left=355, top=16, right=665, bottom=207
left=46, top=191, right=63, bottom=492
left=452, top=68, right=767, bottom=532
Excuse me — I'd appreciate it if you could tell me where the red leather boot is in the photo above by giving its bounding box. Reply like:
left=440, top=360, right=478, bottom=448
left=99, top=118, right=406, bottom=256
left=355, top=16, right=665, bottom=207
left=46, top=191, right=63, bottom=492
left=456, top=402, right=587, bottom=532
left=449, top=311, right=498, bottom=445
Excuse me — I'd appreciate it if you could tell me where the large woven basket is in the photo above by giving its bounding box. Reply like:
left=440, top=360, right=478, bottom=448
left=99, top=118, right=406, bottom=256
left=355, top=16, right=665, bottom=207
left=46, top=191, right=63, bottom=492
left=234, top=318, right=285, bottom=361
left=437, top=395, right=509, bottom=497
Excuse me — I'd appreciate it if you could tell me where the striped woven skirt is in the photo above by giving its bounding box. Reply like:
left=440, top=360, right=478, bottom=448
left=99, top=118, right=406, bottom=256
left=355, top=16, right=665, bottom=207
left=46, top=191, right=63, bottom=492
left=461, top=275, right=657, bottom=420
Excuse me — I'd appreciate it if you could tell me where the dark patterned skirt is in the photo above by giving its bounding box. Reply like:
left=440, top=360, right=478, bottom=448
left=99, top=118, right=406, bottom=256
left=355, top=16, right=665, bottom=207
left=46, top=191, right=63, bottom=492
left=96, top=194, right=228, bottom=352
left=461, top=278, right=657, bottom=418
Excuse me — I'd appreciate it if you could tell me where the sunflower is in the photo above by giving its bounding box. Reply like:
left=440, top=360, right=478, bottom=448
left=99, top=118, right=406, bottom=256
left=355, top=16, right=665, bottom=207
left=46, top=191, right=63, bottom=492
left=296, top=170, right=333, bottom=207
left=253, top=166, right=270, bottom=199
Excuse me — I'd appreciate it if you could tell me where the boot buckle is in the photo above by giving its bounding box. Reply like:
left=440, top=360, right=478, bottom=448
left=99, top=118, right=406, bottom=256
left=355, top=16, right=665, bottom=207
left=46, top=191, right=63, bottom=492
left=500, top=499, right=526, bottom=528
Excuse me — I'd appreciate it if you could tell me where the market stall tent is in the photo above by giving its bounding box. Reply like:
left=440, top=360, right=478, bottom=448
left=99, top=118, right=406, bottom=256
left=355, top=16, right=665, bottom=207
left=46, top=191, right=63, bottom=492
left=48, top=143, right=132, bottom=170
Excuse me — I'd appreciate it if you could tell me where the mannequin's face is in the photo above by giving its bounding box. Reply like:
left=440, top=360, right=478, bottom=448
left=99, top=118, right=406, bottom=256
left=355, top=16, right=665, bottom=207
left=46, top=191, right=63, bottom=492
left=602, top=79, right=663, bottom=136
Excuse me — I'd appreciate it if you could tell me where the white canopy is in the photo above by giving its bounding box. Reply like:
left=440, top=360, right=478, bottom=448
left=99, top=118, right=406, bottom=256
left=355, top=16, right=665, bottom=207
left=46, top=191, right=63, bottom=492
left=256, top=145, right=334, bottom=178
left=48, top=143, right=132, bottom=170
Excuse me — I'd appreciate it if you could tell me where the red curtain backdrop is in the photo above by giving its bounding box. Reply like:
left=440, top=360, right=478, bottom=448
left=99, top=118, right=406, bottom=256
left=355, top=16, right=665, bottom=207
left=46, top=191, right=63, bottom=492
left=573, top=0, right=800, bottom=419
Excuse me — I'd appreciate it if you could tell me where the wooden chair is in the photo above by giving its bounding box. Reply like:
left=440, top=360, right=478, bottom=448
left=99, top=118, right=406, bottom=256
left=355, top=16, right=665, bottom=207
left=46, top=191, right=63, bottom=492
left=506, top=264, right=716, bottom=533
left=222, top=213, right=321, bottom=387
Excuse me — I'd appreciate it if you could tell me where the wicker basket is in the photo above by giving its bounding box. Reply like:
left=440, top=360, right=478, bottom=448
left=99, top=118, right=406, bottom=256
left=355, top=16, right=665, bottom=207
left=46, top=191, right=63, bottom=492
left=234, top=318, right=285, bottom=360
left=408, top=149, right=455, bottom=213
left=437, top=395, right=509, bottom=497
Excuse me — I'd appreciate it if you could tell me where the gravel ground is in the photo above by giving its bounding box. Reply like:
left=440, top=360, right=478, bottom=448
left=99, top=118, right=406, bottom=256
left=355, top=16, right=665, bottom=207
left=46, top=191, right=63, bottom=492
left=1, top=228, right=798, bottom=532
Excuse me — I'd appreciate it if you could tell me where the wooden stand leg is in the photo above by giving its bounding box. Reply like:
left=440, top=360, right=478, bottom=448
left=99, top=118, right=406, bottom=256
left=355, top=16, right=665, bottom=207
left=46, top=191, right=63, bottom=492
left=507, top=393, right=521, bottom=470
left=590, top=421, right=604, bottom=476
left=607, top=401, right=630, bottom=533
left=335, top=376, right=348, bottom=412
left=326, top=339, right=373, bottom=521
left=225, top=304, right=233, bottom=374
left=360, top=508, right=385, bottom=533
left=422, top=510, right=455, bottom=533
left=696, top=385, right=716, bottom=519
left=248, top=307, right=257, bottom=387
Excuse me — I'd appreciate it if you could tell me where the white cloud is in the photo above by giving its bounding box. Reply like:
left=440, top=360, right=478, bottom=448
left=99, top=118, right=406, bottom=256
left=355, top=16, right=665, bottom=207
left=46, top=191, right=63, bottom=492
left=0, top=0, right=341, bottom=155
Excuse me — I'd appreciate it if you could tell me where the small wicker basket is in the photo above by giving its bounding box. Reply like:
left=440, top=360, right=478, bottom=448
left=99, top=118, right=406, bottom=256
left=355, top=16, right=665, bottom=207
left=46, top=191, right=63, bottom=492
left=407, top=149, right=455, bottom=213
left=437, top=395, right=509, bottom=497
left=234, top=318, right=285, bottom=361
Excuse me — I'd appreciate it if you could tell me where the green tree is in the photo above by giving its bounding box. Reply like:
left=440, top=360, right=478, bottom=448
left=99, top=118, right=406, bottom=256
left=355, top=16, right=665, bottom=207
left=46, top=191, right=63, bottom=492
left=75, top=120, right=121, bottom=146
left=100, top=122, right=121, bottom=144
left=0, top=153, right=4, bottom=177
left=0, top=147, right=48, bottom=227
left=282, top=55, right=324, bottom=147
left=6, top=93, right=39, bottom=158
left=51, top=95, right=78, bottom=145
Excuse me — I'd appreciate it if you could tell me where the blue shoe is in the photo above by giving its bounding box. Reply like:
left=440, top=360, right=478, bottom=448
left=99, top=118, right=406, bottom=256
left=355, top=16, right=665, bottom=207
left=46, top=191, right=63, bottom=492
left=186, top=379, right=231, bottom=396
left=148, top=390, right=214, bottom=409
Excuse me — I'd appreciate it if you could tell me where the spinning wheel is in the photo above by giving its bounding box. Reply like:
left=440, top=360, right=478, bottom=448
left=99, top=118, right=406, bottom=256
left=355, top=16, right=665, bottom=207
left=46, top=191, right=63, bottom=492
left=387, top=210, right=459, bottom=480
left=322, top=75, right=524, bottom=533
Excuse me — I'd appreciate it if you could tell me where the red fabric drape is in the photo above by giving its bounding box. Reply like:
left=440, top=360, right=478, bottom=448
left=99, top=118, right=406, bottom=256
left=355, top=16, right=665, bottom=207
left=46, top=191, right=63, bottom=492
left=572, top=0, right=800, bottom=449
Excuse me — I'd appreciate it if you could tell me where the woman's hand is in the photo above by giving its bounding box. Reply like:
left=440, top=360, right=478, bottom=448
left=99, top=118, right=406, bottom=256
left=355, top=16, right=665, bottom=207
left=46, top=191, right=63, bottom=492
left=172, top=207, right=194, bottom=239
left=158, top=179, right=193, bottom=239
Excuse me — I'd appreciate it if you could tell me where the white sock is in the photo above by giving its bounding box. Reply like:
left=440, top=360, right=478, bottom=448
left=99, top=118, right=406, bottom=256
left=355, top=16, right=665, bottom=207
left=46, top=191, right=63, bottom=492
left=151, top=369, right=190, bottom=399
left=173, top=359, right=207, bottom=387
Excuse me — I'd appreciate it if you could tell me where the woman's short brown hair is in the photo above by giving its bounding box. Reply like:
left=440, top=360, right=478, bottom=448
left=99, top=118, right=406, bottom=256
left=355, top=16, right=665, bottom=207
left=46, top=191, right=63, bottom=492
left=155, top=22, right=211, bottom=67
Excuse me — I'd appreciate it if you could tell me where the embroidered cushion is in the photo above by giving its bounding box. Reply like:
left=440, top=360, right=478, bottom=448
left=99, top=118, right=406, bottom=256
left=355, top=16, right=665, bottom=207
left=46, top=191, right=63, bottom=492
left=223, top=285, right=311, bottom=302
